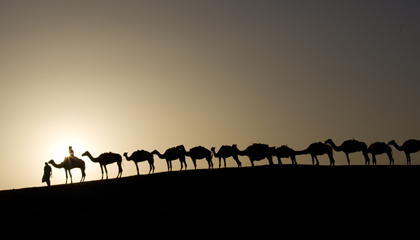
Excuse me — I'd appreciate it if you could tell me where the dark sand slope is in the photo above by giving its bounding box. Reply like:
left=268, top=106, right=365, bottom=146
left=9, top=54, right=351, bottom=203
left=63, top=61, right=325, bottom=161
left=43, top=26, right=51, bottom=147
left=1, top=165, right=419, bottom=239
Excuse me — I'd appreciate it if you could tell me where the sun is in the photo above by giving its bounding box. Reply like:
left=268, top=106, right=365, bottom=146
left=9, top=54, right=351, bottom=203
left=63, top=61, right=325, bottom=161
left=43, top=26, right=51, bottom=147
left=48, top=137, right=88, bottom=163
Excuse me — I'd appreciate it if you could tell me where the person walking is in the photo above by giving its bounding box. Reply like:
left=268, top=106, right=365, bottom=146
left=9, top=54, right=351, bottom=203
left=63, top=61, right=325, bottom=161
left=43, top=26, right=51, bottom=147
left=42, top=162, right=52, bottom=186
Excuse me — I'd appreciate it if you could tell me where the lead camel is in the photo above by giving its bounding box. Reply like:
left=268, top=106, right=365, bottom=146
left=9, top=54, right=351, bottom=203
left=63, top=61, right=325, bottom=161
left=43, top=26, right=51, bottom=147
left=48, top=157, right=86, bottom=184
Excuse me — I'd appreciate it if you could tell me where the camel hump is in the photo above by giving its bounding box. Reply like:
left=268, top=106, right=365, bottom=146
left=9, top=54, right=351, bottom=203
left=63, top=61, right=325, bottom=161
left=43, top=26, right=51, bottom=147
left=133, top=150, right=151, bottom=157
left=252, top=143, right=270, bottom=149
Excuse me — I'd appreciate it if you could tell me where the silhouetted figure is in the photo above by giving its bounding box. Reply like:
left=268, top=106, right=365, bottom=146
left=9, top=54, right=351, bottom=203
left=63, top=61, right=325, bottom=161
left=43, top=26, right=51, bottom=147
left=295, top=142, right=335, bottom=166
left=179, top=145, right=213, bottom=169
left=325, top=139, right=370, bottom=165
left=152, top=145, right=187, bottom=171
left=388, top=139, right=420, bottom=165
left=237, top=143, right=275, bottom=167
left=48, top=157, right=86, bottom=184
left=273, top=145, right=297, bottom=165
left=211, top=145, right=242, bottom=168
left=42, top=162, right=52, bottom=186
left=82, top=151, right=123, bottom=180
left=367, top=142, right=394, bottom=165
left=69, top=146, right=74, bottom=157
left=123, top=150, right=155, bottom=175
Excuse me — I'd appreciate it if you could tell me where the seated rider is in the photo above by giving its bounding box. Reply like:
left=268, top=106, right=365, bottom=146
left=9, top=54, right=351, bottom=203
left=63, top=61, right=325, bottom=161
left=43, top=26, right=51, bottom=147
left=69, top=146, right=75, bottom=159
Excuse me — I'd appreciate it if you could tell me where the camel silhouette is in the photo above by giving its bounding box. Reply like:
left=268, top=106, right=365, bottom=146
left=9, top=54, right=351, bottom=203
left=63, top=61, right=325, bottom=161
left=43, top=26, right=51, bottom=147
left=123, top=150, right=155, bottom=175
left=295, top=142, right=335, bottom=166
left=367, top=142, right=394, bottom=165
left=388, top=139, right=420, bottom=165
left=211, top=145, right=242, bottom=168
left=48, top=157, right=86, bottom=184
left=273, top=145, right=297, bottom=165
left=179, top=146, right=213, bottom=169
left=82, top=151, right=123, bottom=180
left=237, top=143, right=275, bottom=167
left=152, top=145, right=187, bottom=171
left=325, top=139, right=370, bottom=165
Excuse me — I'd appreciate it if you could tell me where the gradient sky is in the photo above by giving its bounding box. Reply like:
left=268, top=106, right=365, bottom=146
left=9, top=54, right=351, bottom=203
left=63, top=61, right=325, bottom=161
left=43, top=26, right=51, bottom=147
left=1, top=0, right=419, bottom=190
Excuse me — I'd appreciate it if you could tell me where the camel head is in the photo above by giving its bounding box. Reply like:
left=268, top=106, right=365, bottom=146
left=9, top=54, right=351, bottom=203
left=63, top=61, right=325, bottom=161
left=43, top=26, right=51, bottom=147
left=325, top=139, right=333, bottom=144
left=388, top=140, right=396, bottom=145
left=48, top=159, right=54, bottom=164
left=81, top=151, right=89, bottom=157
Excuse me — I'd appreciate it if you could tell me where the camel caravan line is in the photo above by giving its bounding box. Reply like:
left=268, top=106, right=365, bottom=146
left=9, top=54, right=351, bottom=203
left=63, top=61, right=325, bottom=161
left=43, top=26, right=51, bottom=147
left=48, top=139, right=420, bottom=184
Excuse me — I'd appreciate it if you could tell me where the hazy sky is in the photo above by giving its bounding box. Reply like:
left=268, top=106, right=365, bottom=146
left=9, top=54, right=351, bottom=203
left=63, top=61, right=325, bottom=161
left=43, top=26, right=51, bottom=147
left=1, top=0, right=419, bottom=190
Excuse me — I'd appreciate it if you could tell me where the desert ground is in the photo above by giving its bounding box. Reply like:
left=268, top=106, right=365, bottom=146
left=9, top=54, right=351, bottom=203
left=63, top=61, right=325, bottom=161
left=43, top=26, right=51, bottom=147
left=1, top=164, right=418, bottom=239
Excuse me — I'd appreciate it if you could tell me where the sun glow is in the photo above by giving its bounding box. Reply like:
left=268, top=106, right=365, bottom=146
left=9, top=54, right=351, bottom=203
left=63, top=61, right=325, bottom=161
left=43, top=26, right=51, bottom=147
left=48, top=137, right=88, bottom=164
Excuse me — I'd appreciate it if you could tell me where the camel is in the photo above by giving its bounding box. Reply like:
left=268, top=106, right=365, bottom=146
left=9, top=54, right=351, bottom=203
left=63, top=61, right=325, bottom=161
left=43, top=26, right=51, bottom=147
left=273, top=145, right=297, bottom=165
left=82, top=151, right=123, bottom=180
left=388, top=139, right=420, bottom=165
left=123, top=150, right=155, bottom=175
left=48, top=157, right=86, bottom=184
left=325, top=139, right=370, bottom=165
left=238, top=143, right=275, bottom=167
left=295, top=142, right=335, bottom=166
left=367, top=142, right=394, bottom=165
left=152, top=145, right=187, bottom=171
left=210, top=145, right=242, bottom=168
left=179, top=145, right=213, bottom=169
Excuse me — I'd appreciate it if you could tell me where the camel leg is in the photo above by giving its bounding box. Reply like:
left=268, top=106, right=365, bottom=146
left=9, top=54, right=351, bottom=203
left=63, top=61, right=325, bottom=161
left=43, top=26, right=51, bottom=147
left=68, top=170, right=73, bottom=184
left=267, top=156, right=274, bottom=165
left=223, top=158, right=227, bottom=168
left=291, top=155, right=297, bottom=165
left=193, top=159, right=197, bottom=170
left=372, top=155, right=377, bottom=165
left=100, top=165, right=105, bottom=180
left=328, top=154, right=335, bottom=166
left=81, top=170, right=85, bottom=182
left=179, top=158, right=186, bottom=171
left=117, top=162, right=123, bottom=178
left=362, top=152, right=370, bottom=165
left=136, top=162, right=140, bottom=175
left=147, top=163, right=151, bottom=174
left=387, top=152, right=394, bottom=165
left=103, top=165, right=109, bottom=179
left=151, top=162, right=155, bottom=173
left=207, top=157, right=213, bottom=169
left=345, top=153, right=351, bottom=166
left=277, top=156, right=282, bottom=165
left=406, top=153, right=411, bottom=165
left=233, top=156, right=241, bottom=167
left=250, top=159, right=254, bottom=167
left=312, top=155, right=319, bottom=165
left=65, top=170, right=68, bottom=184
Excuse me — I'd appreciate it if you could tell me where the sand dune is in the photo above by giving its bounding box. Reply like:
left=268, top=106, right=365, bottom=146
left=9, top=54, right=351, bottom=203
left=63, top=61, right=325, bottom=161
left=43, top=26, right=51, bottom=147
left=1, top=165, right=418, bottom=239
